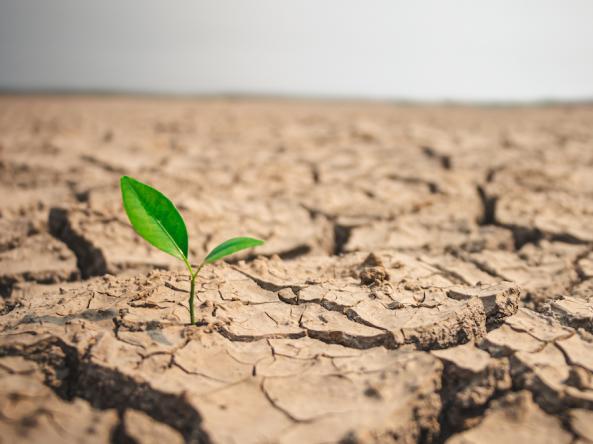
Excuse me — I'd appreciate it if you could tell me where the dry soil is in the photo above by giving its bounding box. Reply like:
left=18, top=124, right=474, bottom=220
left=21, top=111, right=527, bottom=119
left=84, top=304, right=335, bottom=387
left=1, top=96, right=593, bottom=443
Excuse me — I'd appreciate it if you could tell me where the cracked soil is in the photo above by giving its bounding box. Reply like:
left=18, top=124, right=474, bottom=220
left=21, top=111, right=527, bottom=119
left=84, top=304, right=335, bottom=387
left=1, top=97, right=593, bottom=443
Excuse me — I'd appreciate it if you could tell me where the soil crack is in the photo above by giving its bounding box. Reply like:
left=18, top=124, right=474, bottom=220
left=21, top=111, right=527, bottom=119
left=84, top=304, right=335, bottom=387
left=0, top=336, right=211, bottom=443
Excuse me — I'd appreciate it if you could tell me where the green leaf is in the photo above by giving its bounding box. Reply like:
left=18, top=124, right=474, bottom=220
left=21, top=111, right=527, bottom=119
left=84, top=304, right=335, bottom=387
left=120, top=176, right=189, bottom=261
left=205, top=237, right=264, bottom=264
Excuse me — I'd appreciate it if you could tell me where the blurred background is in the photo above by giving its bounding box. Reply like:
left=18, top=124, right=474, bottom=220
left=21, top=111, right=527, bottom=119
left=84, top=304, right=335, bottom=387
left=1, top=0, right=592, bottom=102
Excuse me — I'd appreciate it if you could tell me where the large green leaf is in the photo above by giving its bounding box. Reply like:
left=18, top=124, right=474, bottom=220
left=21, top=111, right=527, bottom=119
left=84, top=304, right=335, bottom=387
left=205, top=237, right=264, bottom=264
left=120, top=176, right=188, bottom=261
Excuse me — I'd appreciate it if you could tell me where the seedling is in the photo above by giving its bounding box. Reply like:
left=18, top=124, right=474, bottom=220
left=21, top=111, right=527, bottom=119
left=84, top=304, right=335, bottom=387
left=120, top=176, right=264, bottom=324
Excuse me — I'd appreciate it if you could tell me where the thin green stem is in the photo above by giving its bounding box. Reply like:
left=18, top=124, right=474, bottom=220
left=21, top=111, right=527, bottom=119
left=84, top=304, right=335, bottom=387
left=189, top=272, right=196, bottom=325
left=181, top=256, right=196, bottom=325
left=185, top=260, right=205, bottom=326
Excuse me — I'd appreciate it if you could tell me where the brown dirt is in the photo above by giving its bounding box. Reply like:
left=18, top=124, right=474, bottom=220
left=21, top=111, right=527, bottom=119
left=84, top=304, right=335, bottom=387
left=1, top=96, right=593, bottom=443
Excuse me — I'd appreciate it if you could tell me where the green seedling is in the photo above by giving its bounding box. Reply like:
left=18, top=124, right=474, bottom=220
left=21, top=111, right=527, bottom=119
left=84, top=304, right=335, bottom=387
left=120, top=176, right=264, bottom=324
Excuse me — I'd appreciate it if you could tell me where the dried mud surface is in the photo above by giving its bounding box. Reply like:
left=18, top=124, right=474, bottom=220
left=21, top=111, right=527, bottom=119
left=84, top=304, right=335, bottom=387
left=1, top=96, right=593, bottom=443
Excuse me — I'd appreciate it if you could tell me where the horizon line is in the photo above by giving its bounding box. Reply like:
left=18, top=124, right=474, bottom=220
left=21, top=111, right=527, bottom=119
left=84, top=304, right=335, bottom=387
left=1, top=87, right=593, bottom=107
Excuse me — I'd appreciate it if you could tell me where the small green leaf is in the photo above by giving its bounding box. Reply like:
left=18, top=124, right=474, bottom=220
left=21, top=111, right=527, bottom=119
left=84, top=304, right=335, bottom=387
left=205, top=237, right=264, bottom=264
left=120, top=176, right=189, bottom=261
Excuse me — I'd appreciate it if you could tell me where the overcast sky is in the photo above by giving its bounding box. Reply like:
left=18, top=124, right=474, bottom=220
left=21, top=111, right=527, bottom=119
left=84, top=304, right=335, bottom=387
left=1, top=0, right=592, bottom=101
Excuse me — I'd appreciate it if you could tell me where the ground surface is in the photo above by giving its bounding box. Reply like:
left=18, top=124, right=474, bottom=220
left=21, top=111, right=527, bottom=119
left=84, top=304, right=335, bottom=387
left=1, top=96, right=593, bottom=443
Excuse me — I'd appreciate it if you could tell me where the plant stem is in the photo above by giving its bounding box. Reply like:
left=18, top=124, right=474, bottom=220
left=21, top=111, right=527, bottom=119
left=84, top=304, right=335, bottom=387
left=185, top=261, right=204, bottom=326
left=189, top=271, right=196, bottom=325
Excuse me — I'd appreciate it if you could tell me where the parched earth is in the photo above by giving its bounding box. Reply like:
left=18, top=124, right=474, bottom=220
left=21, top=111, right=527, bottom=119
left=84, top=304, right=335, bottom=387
left=1, top=96, right=593, bottom=444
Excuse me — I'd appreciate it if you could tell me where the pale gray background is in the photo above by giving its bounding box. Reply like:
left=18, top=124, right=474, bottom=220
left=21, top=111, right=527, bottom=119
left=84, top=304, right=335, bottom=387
left=1, top=0, right=592, bottom=102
